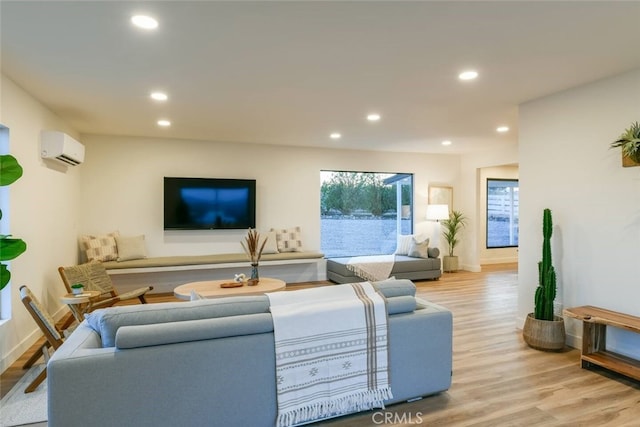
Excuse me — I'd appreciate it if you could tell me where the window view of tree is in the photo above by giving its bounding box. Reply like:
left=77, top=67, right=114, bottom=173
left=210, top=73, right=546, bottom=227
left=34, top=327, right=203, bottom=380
left=487, top=179, right=519, bottom=248
left=321, top=171, right=413, bottom=258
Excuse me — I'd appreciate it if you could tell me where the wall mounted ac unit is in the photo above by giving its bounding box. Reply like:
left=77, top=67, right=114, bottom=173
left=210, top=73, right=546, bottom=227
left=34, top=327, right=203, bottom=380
left=41, top=131, right=85, bottom=166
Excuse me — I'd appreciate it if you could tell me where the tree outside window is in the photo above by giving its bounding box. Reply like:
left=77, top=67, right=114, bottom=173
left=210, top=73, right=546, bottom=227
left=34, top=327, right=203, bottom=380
left=321, top=171, right=413, bottom=258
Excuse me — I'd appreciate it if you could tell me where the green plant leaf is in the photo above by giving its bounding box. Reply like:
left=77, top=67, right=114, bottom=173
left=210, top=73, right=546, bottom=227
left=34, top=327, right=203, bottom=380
left=0, top=263, right=10, bottom=291
left=0, top=154, right=24, bottom=186
left=611, top=121, right=640, bottom=154
left=0, top=237, right=27, bottom=261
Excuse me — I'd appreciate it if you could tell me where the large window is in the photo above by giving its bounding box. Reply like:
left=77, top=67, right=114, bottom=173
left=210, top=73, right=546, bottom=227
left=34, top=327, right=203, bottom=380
left=321, top=171, right=413, bottom=258
left=487, top=179, right=519, bottom=248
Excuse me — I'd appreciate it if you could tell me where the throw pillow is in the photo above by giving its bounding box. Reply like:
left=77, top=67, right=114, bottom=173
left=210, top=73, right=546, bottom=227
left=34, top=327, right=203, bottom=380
left=271, top=227, right=303, bottom=252
left=80, top=231, right=120, bottom=262
left=408, top=237, right=430, bottom=258
left=115, top=235, right=148, bottom=261
left=261, top=230, right=279, bottom=254
left=395, top=234, right=426, bottom=256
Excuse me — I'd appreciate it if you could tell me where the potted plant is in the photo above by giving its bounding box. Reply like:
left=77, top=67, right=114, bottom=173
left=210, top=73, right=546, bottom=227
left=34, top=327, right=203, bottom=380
left=71, top=283, right=85, bottom=295
left=610, top=121, right=640, bottom=166
left=0, top=154, right=27, bottom=292
left=441, top=210, right=466, bottom=272
left=522, top=208, right=566, bottom=351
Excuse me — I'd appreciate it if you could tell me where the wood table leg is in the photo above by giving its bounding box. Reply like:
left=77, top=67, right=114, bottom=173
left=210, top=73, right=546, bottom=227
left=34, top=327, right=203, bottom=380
left=581, top=321, right=607, bottom=368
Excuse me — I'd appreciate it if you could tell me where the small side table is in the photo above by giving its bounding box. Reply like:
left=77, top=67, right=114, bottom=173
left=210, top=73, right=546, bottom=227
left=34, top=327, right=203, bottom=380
left=60, top=290, right=102, bottom=322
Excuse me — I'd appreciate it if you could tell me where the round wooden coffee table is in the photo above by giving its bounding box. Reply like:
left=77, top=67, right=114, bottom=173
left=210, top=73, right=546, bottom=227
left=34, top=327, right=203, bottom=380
left=174, top=277, right=286, bottom=300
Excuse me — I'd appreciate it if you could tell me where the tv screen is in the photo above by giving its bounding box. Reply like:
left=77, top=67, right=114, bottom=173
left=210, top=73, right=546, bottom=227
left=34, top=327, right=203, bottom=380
left=164, top=177, right=256, bottom=230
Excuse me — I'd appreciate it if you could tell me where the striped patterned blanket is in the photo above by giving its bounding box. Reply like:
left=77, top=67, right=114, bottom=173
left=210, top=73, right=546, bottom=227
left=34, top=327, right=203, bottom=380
left=267, top=282, right=392, bottom=427
left=346, top=254, right=395, bottom=281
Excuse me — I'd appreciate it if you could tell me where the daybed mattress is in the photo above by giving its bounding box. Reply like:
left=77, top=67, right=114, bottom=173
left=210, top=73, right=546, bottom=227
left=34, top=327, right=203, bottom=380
left=326, top=255, right=441, bottom=283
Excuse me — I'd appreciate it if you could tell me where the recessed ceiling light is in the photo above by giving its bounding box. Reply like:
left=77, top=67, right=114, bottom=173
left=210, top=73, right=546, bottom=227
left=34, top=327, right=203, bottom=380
left=131, top=15, right=158, bottom=30
left=458, top=70, right=478, bottom=80
left=330, top=133, right=342, bottom=140
left=367, top=113, right=381, bottom=122
left=157, top=120, right=171, bottom=127
left=150, top=92, right=168, bottom=101
left=496, top=126, right=509, bottom=133
left=441, top=140, right=452, bottom=146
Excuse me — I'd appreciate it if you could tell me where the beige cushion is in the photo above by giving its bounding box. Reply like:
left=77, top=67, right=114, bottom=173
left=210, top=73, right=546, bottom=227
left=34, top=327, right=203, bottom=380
left=395, top=234, right=427, bottom=255
left=115, top=235, right=147, bottom=261
left=261, top=230, right=279, bottom=254
left=271, top=226, right=302, bottom=252
left=81, top=231, right=120, bottom=262
left=408, top=237, right=430, bottom=258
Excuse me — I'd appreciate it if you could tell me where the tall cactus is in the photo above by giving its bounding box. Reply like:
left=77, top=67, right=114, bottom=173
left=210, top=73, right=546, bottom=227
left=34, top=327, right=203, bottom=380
left=534, top=209, right=556, bottom=320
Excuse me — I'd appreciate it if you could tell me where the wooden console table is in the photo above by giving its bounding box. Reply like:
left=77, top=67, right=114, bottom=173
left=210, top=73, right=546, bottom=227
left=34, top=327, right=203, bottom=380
left=563, top=305, right=640, bottom=381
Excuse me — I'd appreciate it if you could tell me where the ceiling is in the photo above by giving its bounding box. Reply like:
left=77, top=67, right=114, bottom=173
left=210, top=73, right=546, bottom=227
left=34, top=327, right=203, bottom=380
left=2, top=1, right=639, bottom=155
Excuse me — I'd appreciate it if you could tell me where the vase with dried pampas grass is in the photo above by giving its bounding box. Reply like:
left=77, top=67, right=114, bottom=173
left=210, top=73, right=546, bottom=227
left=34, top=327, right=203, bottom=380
left=241, top=228, right=268, bottom=285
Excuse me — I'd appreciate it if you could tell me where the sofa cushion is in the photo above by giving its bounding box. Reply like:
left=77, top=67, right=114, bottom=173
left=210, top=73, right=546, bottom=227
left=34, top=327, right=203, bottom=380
left=428, top=247, right=440, bottom=258
left=260, top=230, right=279, bottom=254
left=80, top=231, right=120, bottom=262
left=115, top=234, right=147, bottom=261
left=386, top=295, right=417, bottom=315
left=101, top=251, right=324, bottom=270
left=371, top=278, right=416, bottom=298
left=408, top=237, right=430, bottom=258
left=395, top=234, right=427, bottom=256
left=271, top=226, right=303, bottom=252
left=85, top=295, right=270, bottom=347
left=115, top=313, right=274, bottom=349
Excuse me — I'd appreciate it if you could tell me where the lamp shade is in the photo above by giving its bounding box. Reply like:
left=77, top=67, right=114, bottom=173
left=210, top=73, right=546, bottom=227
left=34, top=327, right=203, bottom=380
left=426, top=204, right=450, bottom=221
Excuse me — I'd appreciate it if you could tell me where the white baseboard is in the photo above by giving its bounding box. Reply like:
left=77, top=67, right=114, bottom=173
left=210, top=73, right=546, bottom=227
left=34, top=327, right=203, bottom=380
left=480, top=257, right=518, bottom=265
left=462, top=263, right=482, bottom=272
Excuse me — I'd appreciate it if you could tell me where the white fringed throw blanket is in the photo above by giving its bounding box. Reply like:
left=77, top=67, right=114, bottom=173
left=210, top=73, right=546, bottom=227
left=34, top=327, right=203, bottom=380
left=346, top=254, right=395, bottom=281
left=267, top=282, right=392, bottom=427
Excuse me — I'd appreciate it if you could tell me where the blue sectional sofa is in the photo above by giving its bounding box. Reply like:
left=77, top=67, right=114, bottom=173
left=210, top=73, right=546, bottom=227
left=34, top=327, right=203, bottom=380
left=47, top=279, right=452, bottom=427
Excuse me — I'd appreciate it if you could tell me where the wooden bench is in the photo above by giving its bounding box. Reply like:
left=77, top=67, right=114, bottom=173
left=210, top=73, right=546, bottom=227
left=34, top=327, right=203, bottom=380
left=563, top=305, right=640, bottom=381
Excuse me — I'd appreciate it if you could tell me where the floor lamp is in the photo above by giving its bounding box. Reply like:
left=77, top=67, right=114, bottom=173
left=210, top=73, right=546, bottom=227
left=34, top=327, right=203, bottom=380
left=426, top=204, right=450, bottom=256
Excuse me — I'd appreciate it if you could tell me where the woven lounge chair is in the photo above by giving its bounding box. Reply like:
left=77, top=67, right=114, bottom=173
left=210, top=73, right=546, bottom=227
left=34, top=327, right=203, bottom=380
left=19, top=285, right=66, bottom=393
left=58, top=262, right=153, bottom=312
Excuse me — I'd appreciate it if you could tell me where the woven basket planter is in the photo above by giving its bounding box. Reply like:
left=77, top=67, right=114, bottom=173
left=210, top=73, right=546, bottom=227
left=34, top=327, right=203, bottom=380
left=523, top=313, right=566, bottom=351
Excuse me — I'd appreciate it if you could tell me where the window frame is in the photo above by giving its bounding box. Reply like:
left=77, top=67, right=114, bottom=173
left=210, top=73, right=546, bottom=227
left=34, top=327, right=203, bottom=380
left=486, top=178, right=519, bottom=249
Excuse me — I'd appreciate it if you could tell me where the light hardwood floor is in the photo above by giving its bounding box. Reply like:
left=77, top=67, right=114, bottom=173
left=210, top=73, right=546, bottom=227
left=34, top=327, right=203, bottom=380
left=2, top=264, right=639, bottom=426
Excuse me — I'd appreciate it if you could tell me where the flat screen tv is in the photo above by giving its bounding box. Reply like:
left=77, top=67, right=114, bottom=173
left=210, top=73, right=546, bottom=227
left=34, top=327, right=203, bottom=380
left=164, top=177, right=256, bottom=230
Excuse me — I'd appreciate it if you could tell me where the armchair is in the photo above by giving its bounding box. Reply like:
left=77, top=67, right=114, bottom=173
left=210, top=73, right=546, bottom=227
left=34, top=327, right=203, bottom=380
left=19, top=285, right=65, bottom=393
left=58, top=262, right=153, bottom=312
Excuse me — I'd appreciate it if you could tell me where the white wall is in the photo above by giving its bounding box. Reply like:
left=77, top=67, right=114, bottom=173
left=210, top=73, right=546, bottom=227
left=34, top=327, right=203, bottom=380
left=479, top=165, right=519, bottom=264
left=79, top=134, right=461, bottom=259
left=518, top=68, right=640, bottom=356
left=0, top=75, right=83, bottom=372
left=458, top=145, right=519, bottom=272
